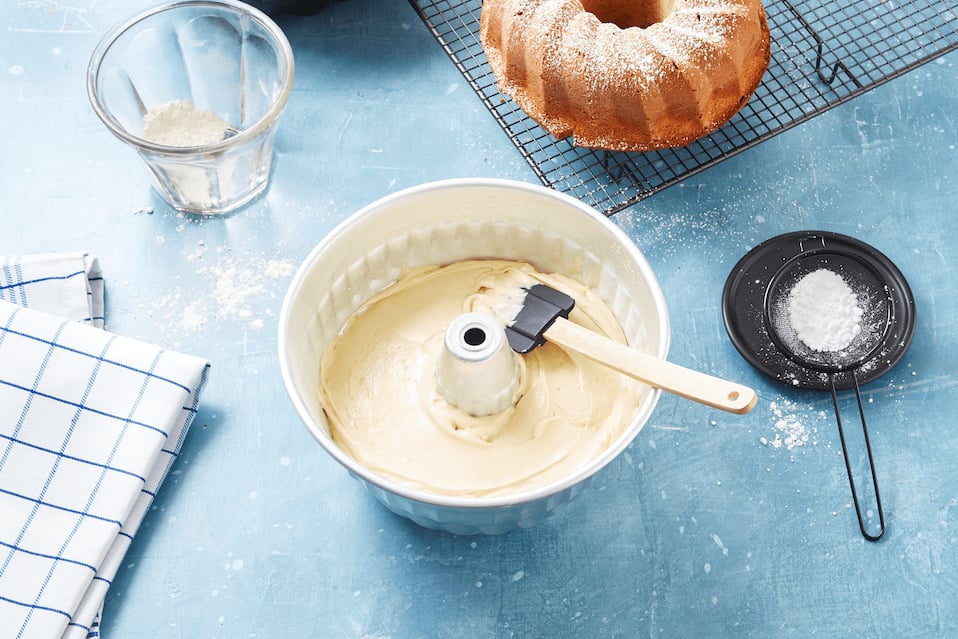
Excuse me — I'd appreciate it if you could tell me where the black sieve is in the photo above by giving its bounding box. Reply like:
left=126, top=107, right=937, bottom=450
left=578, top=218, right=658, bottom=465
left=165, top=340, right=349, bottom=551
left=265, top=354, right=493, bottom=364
left=722, top=231, right=916, bottom=541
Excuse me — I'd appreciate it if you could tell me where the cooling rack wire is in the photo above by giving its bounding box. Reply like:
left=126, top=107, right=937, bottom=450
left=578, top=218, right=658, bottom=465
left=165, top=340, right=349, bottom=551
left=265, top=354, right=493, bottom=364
left=409, top=0, right=958, bottom=214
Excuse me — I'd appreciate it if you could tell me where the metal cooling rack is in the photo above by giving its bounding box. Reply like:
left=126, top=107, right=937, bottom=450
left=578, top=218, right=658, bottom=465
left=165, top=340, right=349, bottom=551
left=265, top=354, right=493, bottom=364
left=409, top=0, right=958, bottom=214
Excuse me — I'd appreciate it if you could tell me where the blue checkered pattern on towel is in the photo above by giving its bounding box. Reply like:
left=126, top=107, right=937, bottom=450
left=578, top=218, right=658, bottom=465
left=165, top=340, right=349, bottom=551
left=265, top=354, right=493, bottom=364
left=0, top=253, right=104, bottom=329
left=0, top=290, right=208, bottom=637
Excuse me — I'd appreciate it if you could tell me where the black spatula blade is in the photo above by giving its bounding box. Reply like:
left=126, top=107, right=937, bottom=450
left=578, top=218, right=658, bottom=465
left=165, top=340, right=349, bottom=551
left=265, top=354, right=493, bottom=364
left=505, top=284, right=575, bottom=354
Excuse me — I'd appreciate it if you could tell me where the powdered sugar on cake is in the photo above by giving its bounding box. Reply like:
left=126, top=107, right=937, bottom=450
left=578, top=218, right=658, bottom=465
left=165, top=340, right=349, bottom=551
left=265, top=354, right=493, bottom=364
left=479, top=0, right=771, bottom=151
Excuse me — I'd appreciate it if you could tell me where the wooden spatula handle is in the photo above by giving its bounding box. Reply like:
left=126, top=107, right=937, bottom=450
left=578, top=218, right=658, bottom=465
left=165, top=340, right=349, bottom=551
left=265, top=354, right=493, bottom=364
left=544, top=317, right=757, bottom=414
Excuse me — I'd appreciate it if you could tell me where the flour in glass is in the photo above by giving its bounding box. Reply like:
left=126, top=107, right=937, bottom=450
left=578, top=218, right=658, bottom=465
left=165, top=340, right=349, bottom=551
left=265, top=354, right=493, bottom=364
left=787, top=269, right=863, bottom=352
left=141, top=99, right=232, bottom=146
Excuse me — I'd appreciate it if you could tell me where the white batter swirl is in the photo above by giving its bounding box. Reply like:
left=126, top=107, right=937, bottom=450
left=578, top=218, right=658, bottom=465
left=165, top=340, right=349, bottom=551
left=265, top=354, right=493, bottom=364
left=319, top=260, right=646, bottom=497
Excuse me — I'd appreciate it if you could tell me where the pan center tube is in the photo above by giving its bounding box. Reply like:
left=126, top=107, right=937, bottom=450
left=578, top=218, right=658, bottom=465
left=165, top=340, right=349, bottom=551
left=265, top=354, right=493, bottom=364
left=435, top=312, right=520, bottom=416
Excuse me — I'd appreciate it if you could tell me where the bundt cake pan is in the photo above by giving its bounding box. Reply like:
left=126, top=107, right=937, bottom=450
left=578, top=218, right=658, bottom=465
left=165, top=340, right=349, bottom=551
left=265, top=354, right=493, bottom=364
left=278, top=178, right=670, bottom=534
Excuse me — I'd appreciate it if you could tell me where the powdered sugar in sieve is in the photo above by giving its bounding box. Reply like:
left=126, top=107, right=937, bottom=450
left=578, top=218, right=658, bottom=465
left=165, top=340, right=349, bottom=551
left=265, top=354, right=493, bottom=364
left=766, top=262, right=889, bottom=374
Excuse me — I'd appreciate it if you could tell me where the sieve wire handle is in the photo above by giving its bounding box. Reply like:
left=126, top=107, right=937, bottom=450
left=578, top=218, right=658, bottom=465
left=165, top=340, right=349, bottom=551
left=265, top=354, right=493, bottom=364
left=830, top=373, right=885, bottom=542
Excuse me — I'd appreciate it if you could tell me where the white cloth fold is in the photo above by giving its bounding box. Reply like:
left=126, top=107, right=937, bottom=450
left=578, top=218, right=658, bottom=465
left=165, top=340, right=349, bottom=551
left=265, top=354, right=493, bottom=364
left=0, top=253, right=104, bottom=329
left=0, top=254, right=210, bottom=639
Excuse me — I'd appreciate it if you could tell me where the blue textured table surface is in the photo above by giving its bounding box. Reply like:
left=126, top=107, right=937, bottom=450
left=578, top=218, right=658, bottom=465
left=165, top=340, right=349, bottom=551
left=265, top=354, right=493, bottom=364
left=3, top=1, right=958, bottom=637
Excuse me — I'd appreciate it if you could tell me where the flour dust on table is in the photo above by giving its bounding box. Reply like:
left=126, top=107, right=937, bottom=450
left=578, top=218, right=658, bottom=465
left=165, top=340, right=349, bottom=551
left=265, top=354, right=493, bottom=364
left=143, top=246, right=296, bottom=335
left=759, top=399, right=821, bottom=451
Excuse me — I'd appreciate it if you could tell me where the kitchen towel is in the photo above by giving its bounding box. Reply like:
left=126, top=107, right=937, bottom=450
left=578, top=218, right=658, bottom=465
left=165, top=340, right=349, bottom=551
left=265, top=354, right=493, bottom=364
left=0, top=253, right=210, bottom=639
left=1, top=253, right=105, bottom=329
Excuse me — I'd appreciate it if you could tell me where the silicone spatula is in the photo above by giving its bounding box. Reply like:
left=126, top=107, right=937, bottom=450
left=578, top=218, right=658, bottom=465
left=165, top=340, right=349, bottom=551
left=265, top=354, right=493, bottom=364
left=505, top=284, right=757, bottom=414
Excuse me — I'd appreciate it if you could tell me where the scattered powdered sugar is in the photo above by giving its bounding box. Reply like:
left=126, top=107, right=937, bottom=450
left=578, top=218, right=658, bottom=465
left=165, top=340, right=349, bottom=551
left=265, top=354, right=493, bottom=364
left=145, top=244, right=296, bottom=334
left=265, top=259, right=295, bottom=279
left=760, top=400, right=819, bottom=451
left=787, top=269, right=863, bottom=352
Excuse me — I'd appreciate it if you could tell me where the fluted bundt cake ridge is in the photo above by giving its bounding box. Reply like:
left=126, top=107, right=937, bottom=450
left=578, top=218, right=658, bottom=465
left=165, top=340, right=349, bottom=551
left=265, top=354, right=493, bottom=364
left=479, top=0, right=771, bottom=152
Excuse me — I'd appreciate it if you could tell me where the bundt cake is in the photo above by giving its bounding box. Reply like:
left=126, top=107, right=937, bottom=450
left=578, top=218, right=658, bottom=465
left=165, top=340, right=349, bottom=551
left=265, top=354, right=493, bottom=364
left=479, top=0, right=771, bottom=152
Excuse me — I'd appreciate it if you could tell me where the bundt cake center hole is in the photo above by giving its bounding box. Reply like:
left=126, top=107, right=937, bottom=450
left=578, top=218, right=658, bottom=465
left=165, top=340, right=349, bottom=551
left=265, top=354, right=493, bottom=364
left=580, top=0, right=676, bottom=29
